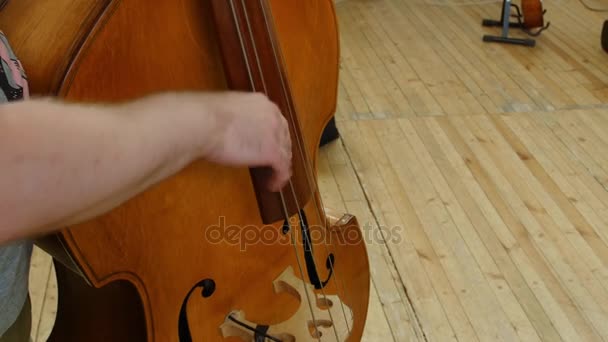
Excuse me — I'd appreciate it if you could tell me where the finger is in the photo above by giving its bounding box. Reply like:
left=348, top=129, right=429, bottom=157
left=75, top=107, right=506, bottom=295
left=283, top=124, right=292, bottom=159
left=267, top=169, right=287, bottom=192
left=282, top=137, right=292, bottom=160
left=267, top=119, right=292, bottom=192
left=267, top=154, right=291, bottom=192
left=283, top=120, right=291, bottom=141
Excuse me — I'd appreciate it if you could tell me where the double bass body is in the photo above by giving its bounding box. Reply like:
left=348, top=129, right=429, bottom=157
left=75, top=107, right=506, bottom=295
left=0, top=0, right=370, bottom=340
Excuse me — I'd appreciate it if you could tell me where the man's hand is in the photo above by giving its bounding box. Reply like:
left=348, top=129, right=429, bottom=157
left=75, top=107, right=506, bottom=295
left=197, top=92, right=292, bottom=191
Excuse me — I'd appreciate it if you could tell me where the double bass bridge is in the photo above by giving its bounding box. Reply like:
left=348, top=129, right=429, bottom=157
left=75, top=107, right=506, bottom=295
left=220, top=266, right=353, bottom=341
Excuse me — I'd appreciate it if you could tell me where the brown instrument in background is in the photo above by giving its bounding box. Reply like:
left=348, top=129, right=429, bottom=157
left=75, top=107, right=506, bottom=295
left=521, top=0, right=550, bottom=34
left=0, top=0, right=370, bottom=341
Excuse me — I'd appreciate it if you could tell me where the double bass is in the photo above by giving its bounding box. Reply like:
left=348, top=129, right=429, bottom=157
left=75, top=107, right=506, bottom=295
left=0, top=0, right=370, bottom=340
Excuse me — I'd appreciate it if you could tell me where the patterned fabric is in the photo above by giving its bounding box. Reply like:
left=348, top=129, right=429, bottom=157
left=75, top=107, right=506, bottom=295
left=0, top=30, right=33, bottom=339
left=0, top=32, right=28, bottom=100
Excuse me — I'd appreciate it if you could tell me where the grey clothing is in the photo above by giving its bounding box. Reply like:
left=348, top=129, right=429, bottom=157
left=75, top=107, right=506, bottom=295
left=0, top=289, right=31, bottom=342
left=0, top=242, right=32, bottom=338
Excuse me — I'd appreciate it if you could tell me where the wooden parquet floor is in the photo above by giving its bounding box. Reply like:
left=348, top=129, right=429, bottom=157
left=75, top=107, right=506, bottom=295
left=321, top=0, right=608, bottom=340
left=321, top=109, right=608, bottom=341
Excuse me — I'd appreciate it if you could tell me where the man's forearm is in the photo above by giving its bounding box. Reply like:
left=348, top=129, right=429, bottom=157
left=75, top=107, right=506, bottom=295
left=0, top=93, right=215, bottom=244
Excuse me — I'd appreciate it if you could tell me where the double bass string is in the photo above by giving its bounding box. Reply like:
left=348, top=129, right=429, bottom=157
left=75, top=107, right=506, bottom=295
left=253, top=0, right=349, bottom=338
left=259, top=0, right=353, bottom=336
left=239, top=0, right=343, bottom=339
left=239, top=0, right=348, bottom=339
left=227, top=0, right=325, bottom=340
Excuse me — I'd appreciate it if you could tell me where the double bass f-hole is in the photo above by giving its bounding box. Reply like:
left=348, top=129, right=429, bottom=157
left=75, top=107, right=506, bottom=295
left=178, top=279, right=216, bottom=342
left=285, top=209, right=335, bottom=290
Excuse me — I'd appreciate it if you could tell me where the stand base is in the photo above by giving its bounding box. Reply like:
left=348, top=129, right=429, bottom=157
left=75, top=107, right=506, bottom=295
left=483, top=34, right=535, bottom=46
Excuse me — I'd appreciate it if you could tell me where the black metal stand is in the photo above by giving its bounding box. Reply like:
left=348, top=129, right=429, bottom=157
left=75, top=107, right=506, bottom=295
left=482, top=0, right=536, bottom=47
